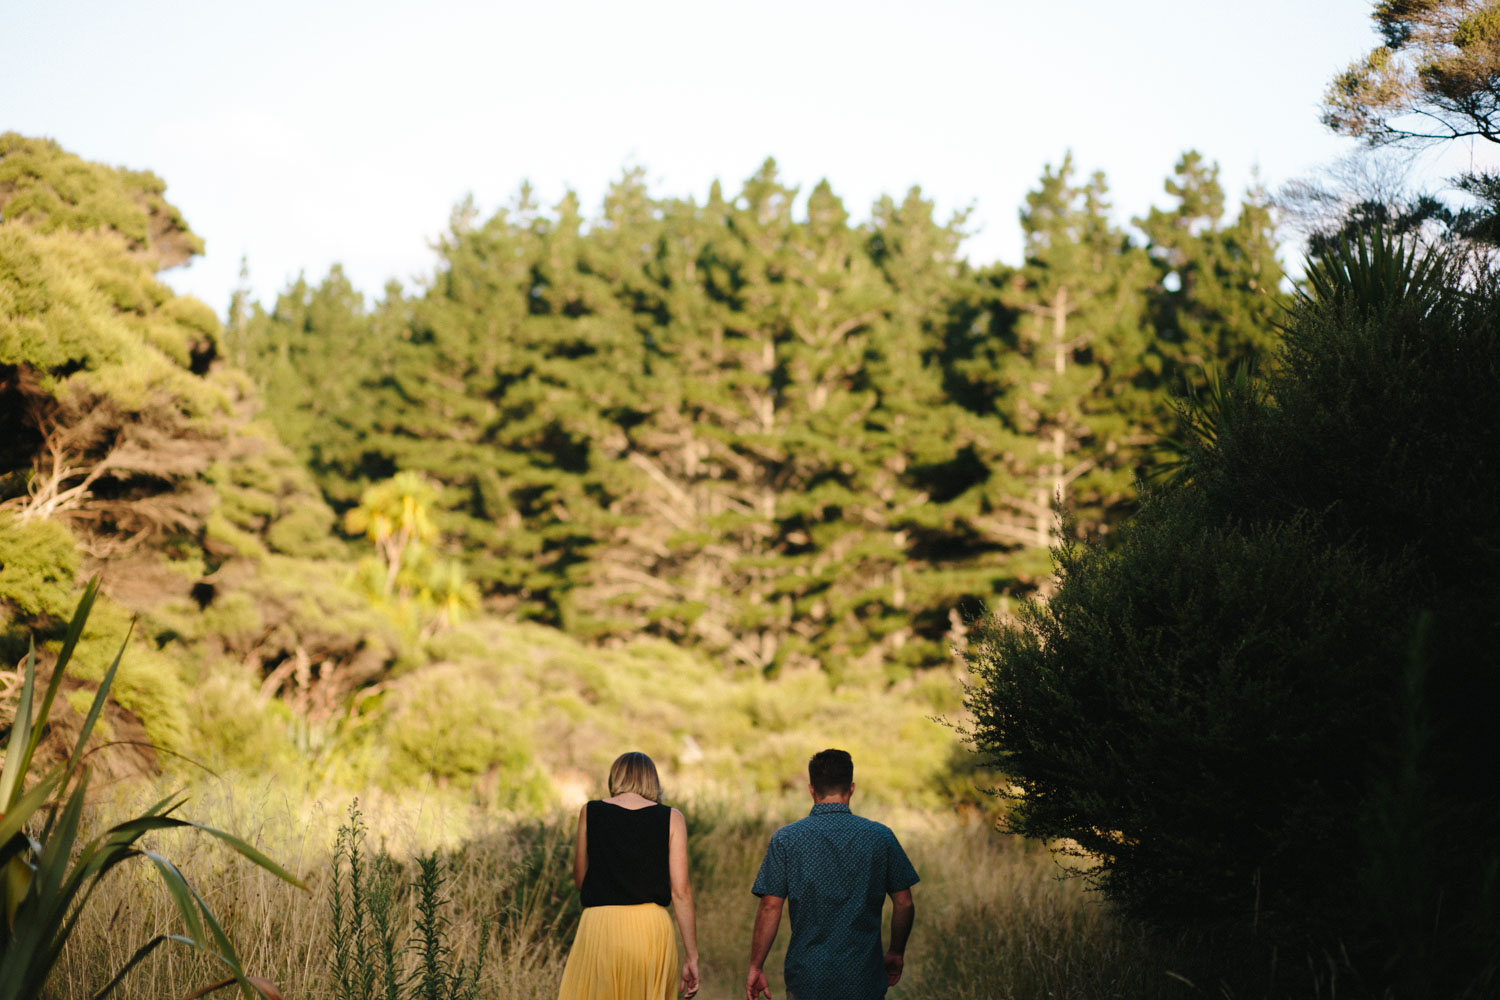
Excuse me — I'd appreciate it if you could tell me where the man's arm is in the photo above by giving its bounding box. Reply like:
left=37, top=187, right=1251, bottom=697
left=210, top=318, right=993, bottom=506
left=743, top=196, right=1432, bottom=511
left=884, top=888, right=914, bottom=986
left=746, top=894, right=784, bottom=1000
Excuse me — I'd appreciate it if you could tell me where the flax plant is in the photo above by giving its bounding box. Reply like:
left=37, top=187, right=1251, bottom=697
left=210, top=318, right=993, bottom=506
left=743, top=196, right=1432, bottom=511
left=0, top=579, right=304, bottom=1000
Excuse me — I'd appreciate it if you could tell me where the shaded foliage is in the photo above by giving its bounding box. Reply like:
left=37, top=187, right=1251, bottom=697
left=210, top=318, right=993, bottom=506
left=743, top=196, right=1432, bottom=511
left=966, top=229, right=1500, bottom=996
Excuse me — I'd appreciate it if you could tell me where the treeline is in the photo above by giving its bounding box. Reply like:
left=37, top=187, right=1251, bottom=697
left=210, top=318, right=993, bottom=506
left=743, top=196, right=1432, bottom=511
left=0, top=132, right=966, bottom=798
left=232, top=152, right=1282, bottom=673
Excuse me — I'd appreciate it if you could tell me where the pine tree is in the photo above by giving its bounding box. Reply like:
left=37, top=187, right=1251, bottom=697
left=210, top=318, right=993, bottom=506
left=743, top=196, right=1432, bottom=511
left=220, top=155, right=1283, bottom=674
left=573, top=164, right=996, bottom=672
left=347, top=185, right=656, bottom=626
left=1137, top=151, right=1285, bottom=386
left=959, top=155, right=1159, bottom=583
left=234, top=265, right=387, bottom=503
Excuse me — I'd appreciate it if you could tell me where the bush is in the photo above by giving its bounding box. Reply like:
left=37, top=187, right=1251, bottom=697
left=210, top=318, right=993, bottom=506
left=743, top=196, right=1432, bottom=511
left=379, top=663, right=551, bottom=809
left=327, top=802, right=486, bottom=1000
left=0, top=514, right=78, bottom=621
left=966, top=233, right=1500, bottom=996
left=966, top=499, right=1399, bottom=926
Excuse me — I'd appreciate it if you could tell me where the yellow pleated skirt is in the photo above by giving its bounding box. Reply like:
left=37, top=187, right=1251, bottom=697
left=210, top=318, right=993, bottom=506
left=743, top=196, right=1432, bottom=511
left=557, top=903, right=677, bottom=1000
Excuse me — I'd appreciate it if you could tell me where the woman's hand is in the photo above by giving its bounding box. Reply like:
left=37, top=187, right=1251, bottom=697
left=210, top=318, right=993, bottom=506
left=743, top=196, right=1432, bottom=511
left=679, top=957, right=700, bottom=998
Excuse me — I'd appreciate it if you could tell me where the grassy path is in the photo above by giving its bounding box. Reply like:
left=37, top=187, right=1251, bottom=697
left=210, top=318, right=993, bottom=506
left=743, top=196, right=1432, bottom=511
left=44, top=783, right=1244, bottom=1000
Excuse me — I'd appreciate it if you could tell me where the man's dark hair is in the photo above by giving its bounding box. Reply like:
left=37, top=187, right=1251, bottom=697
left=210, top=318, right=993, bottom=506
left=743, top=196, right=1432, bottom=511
left=809, top=748, right=853, bottom=796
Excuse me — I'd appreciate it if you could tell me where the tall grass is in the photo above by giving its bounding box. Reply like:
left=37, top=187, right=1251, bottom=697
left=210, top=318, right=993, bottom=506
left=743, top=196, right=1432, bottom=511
left=46, top=781, right=1310, bottom=1000
left=326, top=802, right=486, bottom=1000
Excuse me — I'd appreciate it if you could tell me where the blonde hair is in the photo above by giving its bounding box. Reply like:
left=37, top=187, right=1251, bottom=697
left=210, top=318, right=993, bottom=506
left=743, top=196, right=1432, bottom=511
left=607, top=751, right=662, bottom=801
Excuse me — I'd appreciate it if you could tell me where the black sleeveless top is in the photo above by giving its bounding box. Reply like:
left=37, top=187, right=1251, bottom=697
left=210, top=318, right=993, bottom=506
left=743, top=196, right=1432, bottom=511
left=580, top=800, right=671, bottom=908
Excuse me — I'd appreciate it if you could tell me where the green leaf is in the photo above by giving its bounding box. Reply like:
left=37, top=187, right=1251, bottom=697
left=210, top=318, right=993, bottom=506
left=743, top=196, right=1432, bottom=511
left=0, top=641, right=37, bottom=809
left=34, top=770, right=88, bottom=908
left=175, top=822, right=307, bottom=890
left=89, top=934, right=194, bottom=1000
left=185, top=876, right=259, bottom=1000
left=24, top=577, right=101, bottom=767
left=0, top=769, right=64, bottom=848
left=66, top=615, right=134, bottom=774
left=144, top=853, right=207, bottom=948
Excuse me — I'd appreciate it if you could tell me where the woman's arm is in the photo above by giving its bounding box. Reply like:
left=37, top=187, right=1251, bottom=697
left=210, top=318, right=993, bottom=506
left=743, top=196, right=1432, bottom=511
left=668, top=807, right=699, bottom=997
left=572, top=803, right=589, bottom=891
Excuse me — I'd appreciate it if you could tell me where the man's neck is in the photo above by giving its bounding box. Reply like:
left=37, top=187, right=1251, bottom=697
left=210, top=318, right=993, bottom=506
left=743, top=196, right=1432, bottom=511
left=808, top=781, right=854, bottom=808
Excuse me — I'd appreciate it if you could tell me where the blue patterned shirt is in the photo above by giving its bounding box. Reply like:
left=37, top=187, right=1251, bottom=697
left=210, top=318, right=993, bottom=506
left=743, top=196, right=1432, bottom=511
left=751, top=803, right=919, bottom=1000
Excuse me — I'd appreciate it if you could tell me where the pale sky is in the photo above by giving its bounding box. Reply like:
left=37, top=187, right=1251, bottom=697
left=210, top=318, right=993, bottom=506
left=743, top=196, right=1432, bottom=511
left=5, top=0, right=1490, bottom=313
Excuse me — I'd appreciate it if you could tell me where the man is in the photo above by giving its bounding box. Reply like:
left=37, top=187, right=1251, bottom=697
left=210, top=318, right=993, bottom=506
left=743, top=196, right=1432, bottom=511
left=746, top=748, right=918, bottom=1000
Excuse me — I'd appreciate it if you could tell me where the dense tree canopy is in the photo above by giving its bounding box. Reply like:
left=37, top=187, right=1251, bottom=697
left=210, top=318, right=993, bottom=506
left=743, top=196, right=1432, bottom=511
left=0, top=132, right=398, bottom=765
left=230, top=153, right=1285, bottom=674
left=0, top=133, right=984, bottom=803
left=0, top=131, right=1292, bottom=754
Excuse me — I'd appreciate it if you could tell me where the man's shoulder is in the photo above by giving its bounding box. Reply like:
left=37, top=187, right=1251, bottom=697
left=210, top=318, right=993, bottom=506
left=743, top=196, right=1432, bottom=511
left=844, top=812, right=902, bottom=839
left=777, top=811, right=902, bottom=841
left=766, top=812, right=840, bottom=846
left=768, top=816, right=813, bottom=841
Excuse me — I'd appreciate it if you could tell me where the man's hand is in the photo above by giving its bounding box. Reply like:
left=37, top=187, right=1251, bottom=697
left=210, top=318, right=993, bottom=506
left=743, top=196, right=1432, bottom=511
left=746, top=894, right=783, bottom=1000
left=746, top=965, right=772, bottom=1000
left=884, top=951, right=905, bottom=986
left=885, top=886, right=914, bottom=986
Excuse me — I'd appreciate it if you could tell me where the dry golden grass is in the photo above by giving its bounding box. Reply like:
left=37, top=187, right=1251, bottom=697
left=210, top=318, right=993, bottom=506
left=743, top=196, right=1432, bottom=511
left=42, top=780, right=1273, bottom=1000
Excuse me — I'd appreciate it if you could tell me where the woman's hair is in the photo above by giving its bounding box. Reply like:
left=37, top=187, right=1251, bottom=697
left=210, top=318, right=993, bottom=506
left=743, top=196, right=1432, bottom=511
left=607, top=751, right=662, bottom=801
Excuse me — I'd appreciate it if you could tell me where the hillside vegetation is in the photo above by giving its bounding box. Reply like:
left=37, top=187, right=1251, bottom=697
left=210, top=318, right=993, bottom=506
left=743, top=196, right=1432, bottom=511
left=1, top=132, right=1282, bottom=805
left=0, top=133, right=979, bottom=802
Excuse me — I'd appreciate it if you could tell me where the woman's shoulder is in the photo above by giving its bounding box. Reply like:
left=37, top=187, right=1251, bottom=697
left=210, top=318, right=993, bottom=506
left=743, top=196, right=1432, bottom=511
left=600, top=793, right=664, bottom=811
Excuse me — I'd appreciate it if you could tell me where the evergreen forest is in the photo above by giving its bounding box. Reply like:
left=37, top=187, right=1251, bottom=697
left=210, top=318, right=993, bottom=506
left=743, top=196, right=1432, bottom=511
left=223, top=150, right=1281, bottom=673
left=1, top=127, right=1284, bottom=800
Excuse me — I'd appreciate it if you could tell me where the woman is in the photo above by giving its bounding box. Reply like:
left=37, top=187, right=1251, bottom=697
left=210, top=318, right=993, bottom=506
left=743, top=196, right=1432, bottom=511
left=557, top=751, right=700, bottom=1000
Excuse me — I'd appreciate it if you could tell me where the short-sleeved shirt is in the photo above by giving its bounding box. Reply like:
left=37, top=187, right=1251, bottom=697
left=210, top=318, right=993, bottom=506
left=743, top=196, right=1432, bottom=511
left=751, top=803, right=919, bottom=1000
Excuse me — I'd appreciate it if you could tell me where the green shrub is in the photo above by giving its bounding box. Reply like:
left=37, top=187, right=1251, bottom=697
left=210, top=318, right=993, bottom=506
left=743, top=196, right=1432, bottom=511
left=327, top=802, right=487, bottom=1000
left=65, top=596, right=191, bottom=753
left=967, top=232, right=1500, bottom=995
left=967, top=499, right=1398, bottom=925
left=186, top=668, right=302, bottom=776
left=0, top=131, right=203, bottom=267
left=0, top=514, right=78, bottom=620
left=380, top=663, right=551, bottom=809
left=267, top=497, right=339, bottom=556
